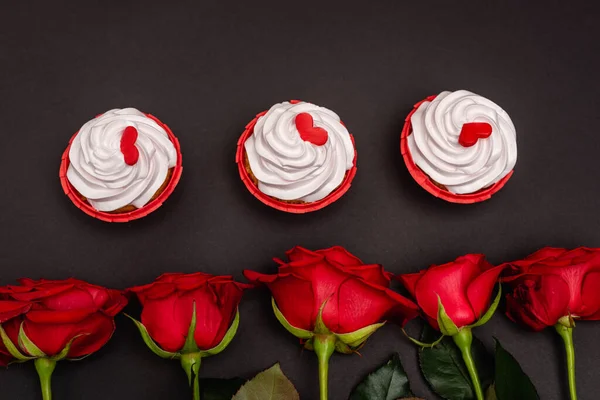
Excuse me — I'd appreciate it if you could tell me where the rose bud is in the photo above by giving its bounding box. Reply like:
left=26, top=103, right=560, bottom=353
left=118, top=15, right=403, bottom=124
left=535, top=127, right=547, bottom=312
left=0, top=278, right=127, bottom=400
left=244, top=246, right=418, bottom=400
left=397, top=254, right=505, bottom=400
left=502, top=247, right=600, bottom=400
left=127, top=272, right=251, bottom=399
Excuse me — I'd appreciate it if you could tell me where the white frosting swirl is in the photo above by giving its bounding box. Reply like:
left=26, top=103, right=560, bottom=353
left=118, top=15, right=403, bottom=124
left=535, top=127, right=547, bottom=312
left=66, top=108, right=177, bottom=211
left=244, top=101, right=355, bottom=202
left=407, top=90, right=517, bottom=194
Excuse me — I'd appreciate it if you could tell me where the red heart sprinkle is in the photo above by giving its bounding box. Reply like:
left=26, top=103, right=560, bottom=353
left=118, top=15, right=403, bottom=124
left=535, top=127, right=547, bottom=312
left=458, top=122, right=493, bottom=147
left=120, top=126, right=139, bottom=165
left=295, top=113, right=328, bottom=146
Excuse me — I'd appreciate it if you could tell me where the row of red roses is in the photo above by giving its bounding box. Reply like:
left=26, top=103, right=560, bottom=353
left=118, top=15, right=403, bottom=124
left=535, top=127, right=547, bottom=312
left=0, top=246, right=597, bottom=400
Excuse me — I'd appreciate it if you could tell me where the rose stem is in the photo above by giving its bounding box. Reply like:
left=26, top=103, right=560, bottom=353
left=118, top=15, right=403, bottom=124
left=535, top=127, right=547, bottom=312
left=555, top=324, right=577, bottom=400
left=313, top=335, right=336, bottom=400
left=181, top=353, right=202, bottom=400
left=34, top=358, right=56, bottom=400
left=452, top=328, right=484, bottom=400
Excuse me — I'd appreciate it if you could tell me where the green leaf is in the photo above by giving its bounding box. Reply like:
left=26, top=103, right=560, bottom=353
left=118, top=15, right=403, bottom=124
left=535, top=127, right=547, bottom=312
left=201, top=309, right=240, bottom=357
left=336, top=322, right=385, bottom=348
left=419, top=324, right=494, bottom=400
left=485, top=384, right=498, bottom=400
left=471, top=286, right=502, bottom=328
left=272, top=298, right=314, bottom=340
left=200, top=378, right=245, bottom=400
left=349, top=353, right=412, bottom=400
left=18, top=322, right=46, bottom=358
left=0, top=324, right=33, bottom=361
left=437, top=297, right=459, bottom=336
left=494, top=339, right=539, bottom=400
left=232, top=363, right=300, bottom=400
left=125, top=314, right=178, bottom=359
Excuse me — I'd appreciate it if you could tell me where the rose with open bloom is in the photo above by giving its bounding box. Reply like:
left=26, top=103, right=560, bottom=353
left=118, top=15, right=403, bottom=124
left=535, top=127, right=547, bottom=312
left=244, top=246, right=419, bottom=333
left=502, top=247, right=600, bottom=331
left=128, top=273, right=251, bottom=352
left=0, top=278, right=127, bottom=359
left=397, top=254, right=505, bottom=330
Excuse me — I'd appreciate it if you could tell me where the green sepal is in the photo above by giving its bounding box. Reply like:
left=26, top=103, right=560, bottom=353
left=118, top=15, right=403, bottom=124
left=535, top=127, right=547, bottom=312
left=402, top=328, right=445, bottom=348
left=334, top=340, right=354, bottom=354
left=314, top=300, right=332, bottom=335
left=50, top=334, right=89, bottom=361
left=18, top=322, right=46, bottom=358
left=557, top=315, right=576, bottom=328
left=470, top=285, right=502, bottom=328
left=437, top=297, right=459, bottom=336
left=200, top=309, right=240, bottom=357
left=272, top=298, right=314, bottom=340
left=0, top=324, right=34, bottom=362
left=125, top=314, right=178, bottom=359
left=182, top=301, right=200, bottom=354
left=335, top=322, right=385, bottom=348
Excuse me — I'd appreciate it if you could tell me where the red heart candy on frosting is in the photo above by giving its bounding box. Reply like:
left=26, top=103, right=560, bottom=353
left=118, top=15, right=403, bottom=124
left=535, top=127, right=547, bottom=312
left=295, top=113, right=328, bottom=146
left=120, top=126, right=139, bottom=165
left=458, top=122, right=493, bottom=147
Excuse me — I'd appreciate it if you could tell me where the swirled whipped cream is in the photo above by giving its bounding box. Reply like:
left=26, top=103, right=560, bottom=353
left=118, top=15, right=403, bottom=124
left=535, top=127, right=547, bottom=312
left=407, top=90, right=517, bottom=194
left=66, top=108, right=177, bottom=211
left=244, top=101, right=355, bottom=202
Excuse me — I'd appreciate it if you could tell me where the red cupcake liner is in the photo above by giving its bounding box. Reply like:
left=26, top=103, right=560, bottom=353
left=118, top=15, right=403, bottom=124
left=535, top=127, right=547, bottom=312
left=236, top=102, right=358, bottom=213
left=59, top=113, right=183, bottom=222
left=400, top=95, right=513, bottom=204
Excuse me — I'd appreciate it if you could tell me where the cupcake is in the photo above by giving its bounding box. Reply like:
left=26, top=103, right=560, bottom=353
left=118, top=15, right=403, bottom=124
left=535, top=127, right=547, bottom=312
left=59, top=108, right=183, bottom=222
left=236, top=100, right=357, bottom=213
left=401, top=90, right=517, bottom=204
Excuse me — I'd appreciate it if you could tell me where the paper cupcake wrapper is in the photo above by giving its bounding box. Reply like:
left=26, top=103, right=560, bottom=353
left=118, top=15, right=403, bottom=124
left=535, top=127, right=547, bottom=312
left=236, top=102, right=358, bottom=214
left=400, top=95, right=513, bottom=204
left=59, top=113, right=183, bottom=222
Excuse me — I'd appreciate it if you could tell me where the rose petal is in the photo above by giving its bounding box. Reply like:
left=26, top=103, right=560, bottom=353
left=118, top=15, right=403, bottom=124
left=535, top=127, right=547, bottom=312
left=176, top=273, right=216, bottom=291
left=101, top=290, right=128, bottom=317
left=141, top=295, right=186, bottom=352
left=317, top=246, right=364, bottom=266
left=467, top=264, right=505, bottom=319
left=335, top=278, right=418, bottom=333
left=0, top=300, right=32, bottom=323
left=23, top=313, right=114, bottom=357
left=505, top=275, right=570, bottom=330
left=193, top=282, right=243, bottom=349
left=244, top=270, right=315, bottom=331
left=580, top=271, right=600, bottom=319
left=396, top=271, right=425, bottom=298
left=26, top=309, right=97, bottom=324
left=9, top=284, right=75, bottom=302
left=336, top=264, right=391, bottom=287
left=286, top=247, right=323, bottom=262
left=41, top=287, right=97, bottom=311
left=413, top=257, right=482, bottom=328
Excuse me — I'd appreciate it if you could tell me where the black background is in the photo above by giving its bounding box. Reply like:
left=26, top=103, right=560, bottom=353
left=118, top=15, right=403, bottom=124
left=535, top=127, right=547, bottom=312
left=1, top=1, right=599, bottom=399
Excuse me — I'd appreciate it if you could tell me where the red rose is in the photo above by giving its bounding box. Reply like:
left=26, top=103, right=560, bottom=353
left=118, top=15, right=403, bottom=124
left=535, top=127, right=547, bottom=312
left=0, top=278, right=127, bottom=358
left=244, top=246, right=419, bottom=334
left=502, top=247, right=600, bottom=330
left=397, top=254, right=505, bottom=330
left=128, top=273, right=250, bottom=353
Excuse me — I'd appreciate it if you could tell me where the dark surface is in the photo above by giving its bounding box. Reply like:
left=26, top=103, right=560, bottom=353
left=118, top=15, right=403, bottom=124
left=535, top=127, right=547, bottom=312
left=0, top=1, right=599, bottom=399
